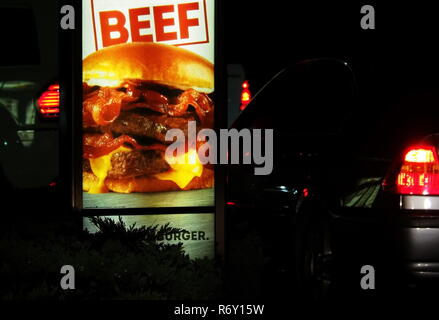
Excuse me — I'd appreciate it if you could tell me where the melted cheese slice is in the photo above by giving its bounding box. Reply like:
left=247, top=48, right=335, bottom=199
left=88, top=146, right=131, bottom=194
left=154, top=149, right=203, bottom=189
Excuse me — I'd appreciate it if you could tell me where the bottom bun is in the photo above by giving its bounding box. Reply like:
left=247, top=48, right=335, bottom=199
left=83, top=168, right=214, bottom=193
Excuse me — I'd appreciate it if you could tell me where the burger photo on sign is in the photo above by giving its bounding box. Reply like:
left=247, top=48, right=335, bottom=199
left=82, top=42, right=214, bottom=194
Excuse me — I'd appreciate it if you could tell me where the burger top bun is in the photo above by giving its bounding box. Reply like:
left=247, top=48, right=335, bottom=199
left=83, top=42, right=214, bottom=93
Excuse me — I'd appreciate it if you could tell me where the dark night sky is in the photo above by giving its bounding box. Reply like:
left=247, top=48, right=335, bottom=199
left=224, top=1, right=439, bottom=101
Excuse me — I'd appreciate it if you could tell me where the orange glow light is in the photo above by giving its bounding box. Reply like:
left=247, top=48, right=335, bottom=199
left=404, top=148, right=436, bottom=163
left=241, top=91, right=251, bottom=102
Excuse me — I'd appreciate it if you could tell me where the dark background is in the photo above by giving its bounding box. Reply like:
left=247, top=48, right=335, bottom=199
left=225, top=1, right=439, bottom=103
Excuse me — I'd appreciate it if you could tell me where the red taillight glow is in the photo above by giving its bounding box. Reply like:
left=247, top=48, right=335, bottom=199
left=240, top=80, right=251, bottom=111
left=404, top=148, right=436, bottom=163
left=48, top=84, right=59, bottom=91
left=241, top=91, right=251, bottom=102
left=37, top=83, right=60, bottom=118
left=384, top=145, right=439, bottom=195
left=303, top=188, right=309, bottom=197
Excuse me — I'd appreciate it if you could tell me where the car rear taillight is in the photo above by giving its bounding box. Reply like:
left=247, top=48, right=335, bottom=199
left=240, top=80, right=251, bottom=110
left=383, top=145, right=439, bottom=195
left=37, top=83, right=60, bottom=118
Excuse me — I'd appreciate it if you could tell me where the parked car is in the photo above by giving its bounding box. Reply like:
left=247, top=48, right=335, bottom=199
left=228, top=58, right=439, bottom=297
left=0, top=1, right=59, bottom=206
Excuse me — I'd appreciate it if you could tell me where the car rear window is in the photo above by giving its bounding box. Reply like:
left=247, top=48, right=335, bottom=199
left=236, top=62, right=354, bottom=135
left=0, top=6, right=40, bottom=66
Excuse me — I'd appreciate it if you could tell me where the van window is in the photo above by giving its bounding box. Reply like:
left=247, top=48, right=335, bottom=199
left=0, top=6, right=40, bottom=66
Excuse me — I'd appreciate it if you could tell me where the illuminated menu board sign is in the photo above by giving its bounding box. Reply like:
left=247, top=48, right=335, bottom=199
left=81, top=0, right=215, bottom=209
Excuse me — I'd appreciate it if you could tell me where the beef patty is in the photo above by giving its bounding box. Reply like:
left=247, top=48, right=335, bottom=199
left=103, top=111, right=196, bottom=143
left=83, top=149, right=169, bottom=179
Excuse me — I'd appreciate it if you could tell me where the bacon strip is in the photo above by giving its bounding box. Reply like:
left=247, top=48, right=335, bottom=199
left=82, top=85, right=214, bottom=128
left=83, top=133, right=166, bottom=159
left=83, top=88, right=133, bottom=127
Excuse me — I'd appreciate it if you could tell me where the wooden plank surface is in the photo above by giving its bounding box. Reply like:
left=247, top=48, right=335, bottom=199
left=83, top=188, right=214, bottom=209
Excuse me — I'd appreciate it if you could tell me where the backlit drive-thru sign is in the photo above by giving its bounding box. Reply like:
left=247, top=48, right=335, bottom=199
left=75, top=0, right=221, bottom=259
